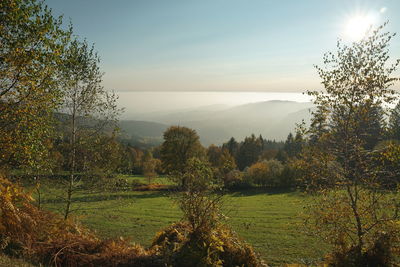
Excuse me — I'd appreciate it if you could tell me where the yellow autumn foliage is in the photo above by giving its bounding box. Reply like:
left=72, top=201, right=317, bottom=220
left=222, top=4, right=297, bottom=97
left=0, top=176, right=159, bottom=266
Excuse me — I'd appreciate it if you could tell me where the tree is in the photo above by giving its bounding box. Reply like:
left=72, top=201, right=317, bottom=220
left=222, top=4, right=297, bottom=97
left=389, top=101, right=400, bottom=140
left=79, top=134, right=124, bottom=174
left=0, top=0, right=70, bottom=172
left=206, top=145, right=222, bottom=168
left=283, top=133, right=294, bottom=154
left=131, top=147, right=144, bottom=174
left=59, top=38, right=120, bottom=219
left=116, top=145, right=135, bottom=174
left=309, top=105, right=330, bottom=145
left=207, top=146, right=236, bottom=185
left=302, top=23, right=400, bottom=264
left=207, top=145, right=236, bottom=171
left=160, top=126, right=204, bottom=183
left=142, top=150, right=157, bottom=184
left=222, top=137, right=239, bottom=158
left=374, top=141, right=400, bottom=188
left=292, top=144, right=341, bottom=191
left=178, top=157, right=214, bottom=192
left=218, top=149, right=237, bottom=177
left=236, top=134, right=263, bottom=170
left=283, top=131, right=304, bottom=158
left=361, top=105, right=385, bottom=149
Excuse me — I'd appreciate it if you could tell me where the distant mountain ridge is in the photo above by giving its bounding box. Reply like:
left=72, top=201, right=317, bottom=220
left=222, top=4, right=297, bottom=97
left=120, top=100, right=315, bottom=146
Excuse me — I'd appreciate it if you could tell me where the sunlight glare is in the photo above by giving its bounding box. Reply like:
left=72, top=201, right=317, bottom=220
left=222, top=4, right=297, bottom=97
left=344, top=14, right=375, bottom=42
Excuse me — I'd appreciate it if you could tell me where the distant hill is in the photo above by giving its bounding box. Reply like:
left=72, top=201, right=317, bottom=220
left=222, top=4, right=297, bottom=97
left=119, top=120, right=168, bottom=138
left=55, top=113, right=168, bottom=149
left=123, top=100, right=315, bottom=146
left=185, top=101, right=314, bottom=144
left=118, top=120, right=168, bottom=148
left=133, top=104, right=230, bottom=124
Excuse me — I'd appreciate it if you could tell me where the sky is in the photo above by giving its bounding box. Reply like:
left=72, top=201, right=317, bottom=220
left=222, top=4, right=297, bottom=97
left=46, top=0, right=400, bottom=95
left=116, top=91, right=312, bottom=116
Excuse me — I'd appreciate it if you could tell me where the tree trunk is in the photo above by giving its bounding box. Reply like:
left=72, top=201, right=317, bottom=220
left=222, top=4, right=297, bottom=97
left=65, top=92, right=77, bottom=220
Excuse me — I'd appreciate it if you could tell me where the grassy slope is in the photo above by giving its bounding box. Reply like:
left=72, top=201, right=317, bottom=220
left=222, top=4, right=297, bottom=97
left=35, top=176, right=328, bottom=266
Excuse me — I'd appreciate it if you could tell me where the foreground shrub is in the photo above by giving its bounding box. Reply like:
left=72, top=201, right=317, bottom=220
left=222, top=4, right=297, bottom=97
left=305, top=189, right=400, bottom=267
left=151, top=221, right=263, bottom=267
left=0, top=176, right=157, bottom=266
left=325, top=230, right=399, bottom=266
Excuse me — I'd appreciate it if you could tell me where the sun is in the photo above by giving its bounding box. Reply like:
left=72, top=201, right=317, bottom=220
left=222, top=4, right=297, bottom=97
left=344, top=14, right=375, bottom=42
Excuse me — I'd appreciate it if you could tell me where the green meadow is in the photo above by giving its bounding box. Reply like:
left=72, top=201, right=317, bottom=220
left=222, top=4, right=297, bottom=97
left=33, top=175, right=328, bottom=266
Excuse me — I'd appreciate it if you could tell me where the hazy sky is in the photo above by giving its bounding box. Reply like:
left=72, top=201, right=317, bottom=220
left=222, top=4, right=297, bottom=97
left=117, top=91, right=312, bottom=116
left=47, top=0, right=400, bottom=93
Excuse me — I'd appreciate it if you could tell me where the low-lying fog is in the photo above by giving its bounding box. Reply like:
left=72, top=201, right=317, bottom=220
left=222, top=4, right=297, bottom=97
left=116, top=91, right=312, bottom=119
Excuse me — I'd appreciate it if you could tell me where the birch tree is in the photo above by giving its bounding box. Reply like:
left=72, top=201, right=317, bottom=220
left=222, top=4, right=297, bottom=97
left=60, top=39, right=120, bottom=219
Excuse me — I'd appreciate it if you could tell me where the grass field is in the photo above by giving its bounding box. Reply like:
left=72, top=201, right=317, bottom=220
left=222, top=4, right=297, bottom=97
left=33, top=175, right=328, bottom=266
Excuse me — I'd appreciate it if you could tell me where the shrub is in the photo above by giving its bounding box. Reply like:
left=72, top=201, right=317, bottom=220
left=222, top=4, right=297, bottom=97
left=151, top=162, right=265, bottom=267
left=0, top=176, right=156, bottom=266
left=245, top=160, right=284, bottom=187
left=279, top=164, right=297, bottom=188
left=222, top=170, right=249, bottom=189
left=325, top=230, right=400, bottom=266
left=151, top=222, right=263, bottom=267
left=306, top=189, right=400, bottom=267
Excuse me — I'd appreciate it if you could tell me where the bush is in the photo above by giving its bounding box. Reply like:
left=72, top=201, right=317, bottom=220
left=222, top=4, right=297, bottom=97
left=325, top=231, right=399, bottom=266
left=305, top=189, right=400, bottom=267
left=245, top=160, right=284, bottom=187
left=222, top=170, right=250, bottom=189
left=0, top=176, right=157, bottom=267
left=151, top=162, right=265, bottom=267
left=151, top=221, right=263, bottom=267
left=279, top=164, right=297, bottom=188
left=114, top=178, right=130, bottom=189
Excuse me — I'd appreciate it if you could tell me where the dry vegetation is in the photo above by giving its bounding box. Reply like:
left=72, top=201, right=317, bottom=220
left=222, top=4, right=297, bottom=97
left=0, top=175, right=264, bottom=266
